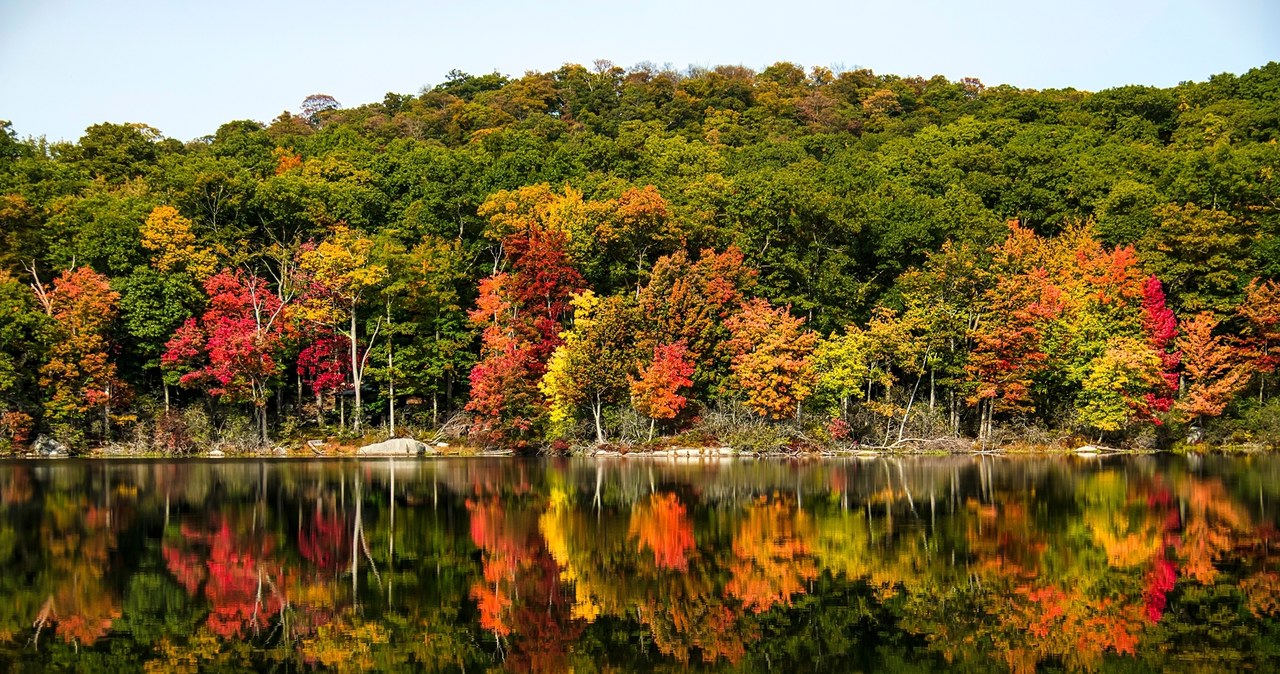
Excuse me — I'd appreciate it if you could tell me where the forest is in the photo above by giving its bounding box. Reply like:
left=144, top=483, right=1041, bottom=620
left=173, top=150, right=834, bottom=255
left=1, top=60, right=1278, bottom=453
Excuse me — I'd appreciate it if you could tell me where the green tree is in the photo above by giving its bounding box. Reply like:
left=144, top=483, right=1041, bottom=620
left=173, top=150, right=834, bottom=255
left=1139, top=203, right=1251, bottom=315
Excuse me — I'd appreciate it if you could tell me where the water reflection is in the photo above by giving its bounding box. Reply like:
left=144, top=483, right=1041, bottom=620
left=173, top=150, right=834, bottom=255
left=1, top=456, right=1279, bottom=671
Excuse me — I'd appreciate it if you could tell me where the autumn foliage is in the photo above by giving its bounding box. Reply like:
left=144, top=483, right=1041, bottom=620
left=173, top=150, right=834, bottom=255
left=36, top=267, right=126, bottom=439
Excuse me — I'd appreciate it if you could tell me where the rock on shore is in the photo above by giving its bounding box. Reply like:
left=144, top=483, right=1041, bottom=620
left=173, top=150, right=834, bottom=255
left=356, top=438, right=431, bottom=457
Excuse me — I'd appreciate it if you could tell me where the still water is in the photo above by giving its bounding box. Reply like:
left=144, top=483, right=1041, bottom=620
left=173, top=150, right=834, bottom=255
left=0, top=455, right=1277, bottom=672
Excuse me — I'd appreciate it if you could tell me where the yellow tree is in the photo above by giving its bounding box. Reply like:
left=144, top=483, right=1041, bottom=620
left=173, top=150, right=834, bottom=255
left=297, top=226, right=387, bottom=432
left=140, top=206, right=219, bottom=281
left=540, top=291, right=636, bottom=443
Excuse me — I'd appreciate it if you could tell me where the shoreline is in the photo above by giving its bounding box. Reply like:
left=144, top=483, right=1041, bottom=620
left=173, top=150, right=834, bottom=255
left=7, top=441, right=1273, bottom=461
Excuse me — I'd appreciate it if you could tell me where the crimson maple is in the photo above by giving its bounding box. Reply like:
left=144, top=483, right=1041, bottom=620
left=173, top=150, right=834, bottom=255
left=466, top=226, right=584, bottom=447
left=162, top=269, right=289, bottom=443
left=1141, top=275, right=1180, bottom=413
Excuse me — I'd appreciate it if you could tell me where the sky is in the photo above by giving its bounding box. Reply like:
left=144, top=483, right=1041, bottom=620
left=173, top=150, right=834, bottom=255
left=1, top=0, right=1277, bottom=143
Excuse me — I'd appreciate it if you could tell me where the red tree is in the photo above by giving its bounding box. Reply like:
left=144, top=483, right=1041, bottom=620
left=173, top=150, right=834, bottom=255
left=967, top=268, right=1063, bottom=440
left=636, top=247, right=757, bottom=395
left=162, top=270, right=288, bottom=443
left=466, top=227, right=584, bottom=447
left=296, top=332, right=351, bottom=425
left=1141, top=275, right=1180, bottom=414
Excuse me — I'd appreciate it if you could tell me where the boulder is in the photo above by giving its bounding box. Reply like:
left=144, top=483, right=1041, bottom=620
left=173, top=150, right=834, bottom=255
left=206, top=448, right=226, bottom=458
left=31, top=435, right=69, bottom=457
left=357, top=438, right=430, bottom=457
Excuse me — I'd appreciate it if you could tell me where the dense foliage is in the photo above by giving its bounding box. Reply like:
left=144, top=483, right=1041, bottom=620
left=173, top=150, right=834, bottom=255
left=2, top=59, right=1279, bottom=451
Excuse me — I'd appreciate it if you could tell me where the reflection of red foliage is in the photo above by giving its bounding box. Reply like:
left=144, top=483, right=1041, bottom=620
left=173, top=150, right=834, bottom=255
left=206, top=520, right=283, bottom=638
left=1143, top=557, right=1177, bottom=623
left=467, top=497, right=583, bottom=671
left=468, top=499, right=528, bottom=636
left=163, top=516, right=283, bottom=638
left=299, top=510, right=349, bottom=570
left=506, top=554, right=584, bottom=674
left=162, top=544, right=206, bottom=595
left=1143, top=483, right=1181, bottom=623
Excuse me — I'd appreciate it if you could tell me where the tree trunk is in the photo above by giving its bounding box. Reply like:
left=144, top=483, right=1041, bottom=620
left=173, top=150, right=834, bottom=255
left=592, top=396, right=605, bottom=444
left=258, top=402, right=268, bottom=446
left=387, top=300, right=395, bottom=437
left=648, top=417, right=655, bottom=443
left=929, top=369, right=935, bottom=412
left=388, top=340, right=395, bottom=437
left=899, top=372, right=924, bottom=443
left=350, top=310, right=361, bottom=433
left=164, top=382, right=170, bottom=412
left=103, top=385, right=111, bottom=442
left=949, top=389, right=958, bottom=435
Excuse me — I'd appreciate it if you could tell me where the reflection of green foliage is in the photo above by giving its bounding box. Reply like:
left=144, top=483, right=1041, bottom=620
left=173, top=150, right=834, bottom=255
left=117, top=570, right=202, bottom=647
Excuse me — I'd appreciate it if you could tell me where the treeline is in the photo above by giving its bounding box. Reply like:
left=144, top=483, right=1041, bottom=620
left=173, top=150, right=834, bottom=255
left=0, top=60, right=1278, bottom=452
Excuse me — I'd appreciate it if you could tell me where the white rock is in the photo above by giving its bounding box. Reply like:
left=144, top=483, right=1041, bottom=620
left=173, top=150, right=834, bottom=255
left=206, top=449, right=226, bottom=458
left=357, top=438, right=430, bottom=457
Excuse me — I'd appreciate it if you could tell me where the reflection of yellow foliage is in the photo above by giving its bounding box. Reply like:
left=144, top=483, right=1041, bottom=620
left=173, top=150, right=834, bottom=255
left=1080, top=472, right=1161, bottom=569
left=538, top=488, right=601, bottom=621
left=1178, top=478, right=1250, bottom=585
left=1242, top=572, right=1280, bottom=618
left=726, top=496, right=817, bottom=612
left=39, top=496, right=124, bottom=646
left=146, top=630, right=229, bottom=674
left=299, top=615, right=389, bottom=672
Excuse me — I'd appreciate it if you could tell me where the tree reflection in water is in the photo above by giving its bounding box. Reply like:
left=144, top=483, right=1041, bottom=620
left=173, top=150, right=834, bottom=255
left=0, top=455, right=1278, bottom=671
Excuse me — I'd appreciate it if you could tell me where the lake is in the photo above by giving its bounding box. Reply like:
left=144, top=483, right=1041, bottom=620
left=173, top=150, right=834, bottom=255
left=0, top=455, right=1277, bottom=672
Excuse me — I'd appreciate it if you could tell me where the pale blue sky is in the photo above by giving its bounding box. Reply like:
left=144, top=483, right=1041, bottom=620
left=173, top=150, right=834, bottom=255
left=2, top=0, right=1277, bottom=142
